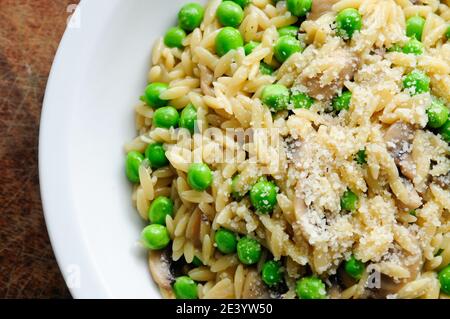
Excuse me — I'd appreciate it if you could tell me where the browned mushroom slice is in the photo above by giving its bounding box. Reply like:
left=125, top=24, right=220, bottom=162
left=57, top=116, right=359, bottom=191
left=297, top=49, right=358, bottom=101
left=336, top=265, right=357, bottom=289
left=242, top=269, right=271, bottom=299
left=432, top=172, right=450, bottom=190
left=148, top=249, right=176, bottom=299
left=384, top=122, right=416, bottom=181
left=308, top=0, right=339, bottom=20
left=368, top=274, right=403, bottom=299
left=368, top=255, right=423, bottom=299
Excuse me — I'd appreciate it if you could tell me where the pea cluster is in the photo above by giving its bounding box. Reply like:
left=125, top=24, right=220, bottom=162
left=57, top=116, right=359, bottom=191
left=387, top=15, right=450, bottom=143
left=401, top=69, right=449, bottom=137
left=231, top=175, right=279, bottom=214
left=260, top=84, right=315, bottom=112
left=214, top=225, right=331, bottom=298
left=214, top=1, right=253, bottom=57
left=164, top=3, right=205, bottom=49
left=127, top=2, right=224, bottom=300
left=141, top=82, right=198, bottom=131
left=257, top=5, right=364, bottom=113
left=387, top=16, right=427, bottom=55
left=136, top=159, right=214, bottom=300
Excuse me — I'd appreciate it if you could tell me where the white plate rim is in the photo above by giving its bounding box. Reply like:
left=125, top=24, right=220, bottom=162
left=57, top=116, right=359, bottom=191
left=39, top=0, right=118, bottom=299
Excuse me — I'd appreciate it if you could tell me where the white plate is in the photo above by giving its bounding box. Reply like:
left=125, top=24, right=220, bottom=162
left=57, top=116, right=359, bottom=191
left=39, top=0, right=203, bottom=299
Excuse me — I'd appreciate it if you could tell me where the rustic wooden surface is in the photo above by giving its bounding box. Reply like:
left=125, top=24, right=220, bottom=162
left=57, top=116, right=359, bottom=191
left=0, top=0, right=79, bottom=298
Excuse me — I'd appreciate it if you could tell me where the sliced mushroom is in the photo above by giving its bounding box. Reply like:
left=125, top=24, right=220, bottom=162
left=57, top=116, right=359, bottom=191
left=368, top=273, right=402, bottom=299
left=432, top=172, right=450, bottom=190
left=384, top=122, right=416, bottom=181
left=148, top=249, right=176, bottom=299
left=308, top=0, right=339, bottom=20
left=242, top=269, right=271, bottom=299
left=293, top=194, right=307, bottom=222
left=297, top=48, right=358, bottom=101
left=368, top=254, right=423, bottom=299
left=336, top=265, right=357, bottom=289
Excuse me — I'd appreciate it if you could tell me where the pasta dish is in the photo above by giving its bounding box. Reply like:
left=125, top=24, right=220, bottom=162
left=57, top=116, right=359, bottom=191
left=125, top=0, right=450, bottom=299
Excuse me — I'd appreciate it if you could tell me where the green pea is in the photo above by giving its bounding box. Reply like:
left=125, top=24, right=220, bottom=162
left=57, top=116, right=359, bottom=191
left=230, top=0, right=250, bottom=8
left=237, top=236, right=262, bottom=265
left=217, top=1, right=244, bottom=28
left=274, top=35, right=303, bottom=63
left=296, top=277, right=327, bottom=299
left=336, top=8, right=362, bottom=39
left=446, top=25, right=450, bottom=39
left=439, top=120, right=450, bottom=143
left=262, top=260, right=284, bottom=287
left=141, top=224, right=170, bottom=250
left=344, top=256, right=365, bottom=280
left=178, top=3, right=205, bottom=32
left=192, top=256, right=204, bottom=267
left=402, top=37, right=424, bottom=55
left=439, top=265, right=450, bottom=295
left=148, top=196, right=174, bottom=225
left=409, top=209, right=417, bottom=217
left=259, top=62, right=275, bottom=75
left=231, top=174, right=247, bottom=200
left=332, top=91, right=352, bottom=111
left=427, top=99, right=449, bottom=129
left=355, top=149, right=367, bottom=165
left=291, top=91, right=314, bottom=109
left=143, top=82, right=169, bottom=108
left=250, top=180, right=278, bottom=214
left=126, top=151, right=144, bottom=183
left=341, top=189, right=358, bottom=212
left=387, top=44, right=402, bottom=52
left=403, top=70, right=430, bottom=96
left=406, top=15, right=425, bottom=41
left=261, top=84, right=290, bottom=112
left=187, top=163, right=213, bottom=191
left=153, top=106, right=180, bottom=129
left=214, top=228, right=238, bottom=254
left=286, top=0, right=312, bottom=17
left=278, top=25, right=299, bottom=38
left=164, top=27, right=186, bottom=49
left=145, top=142, right=169, bottom=169
left=215, top=27, right=244, bottom=56
left=173, top=276, right=198, bottom=299
left=244, top=41, right=260, bottom=55
left=179, top=104, right=198, bottom=134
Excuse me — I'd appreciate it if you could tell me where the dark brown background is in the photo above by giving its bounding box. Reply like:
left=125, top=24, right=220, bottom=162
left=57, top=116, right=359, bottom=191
left=0, top=0, right=79, bottom=298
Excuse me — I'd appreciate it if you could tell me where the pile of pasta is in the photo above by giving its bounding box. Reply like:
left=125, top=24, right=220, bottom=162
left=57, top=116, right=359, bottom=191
left=126, top=0, right=450, bottom=299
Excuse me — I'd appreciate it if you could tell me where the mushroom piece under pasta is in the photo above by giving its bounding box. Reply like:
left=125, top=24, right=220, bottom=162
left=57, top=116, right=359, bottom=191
left=148, top=249, right=176, bottom=299
left=384, top=121, right=417, bottom=181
